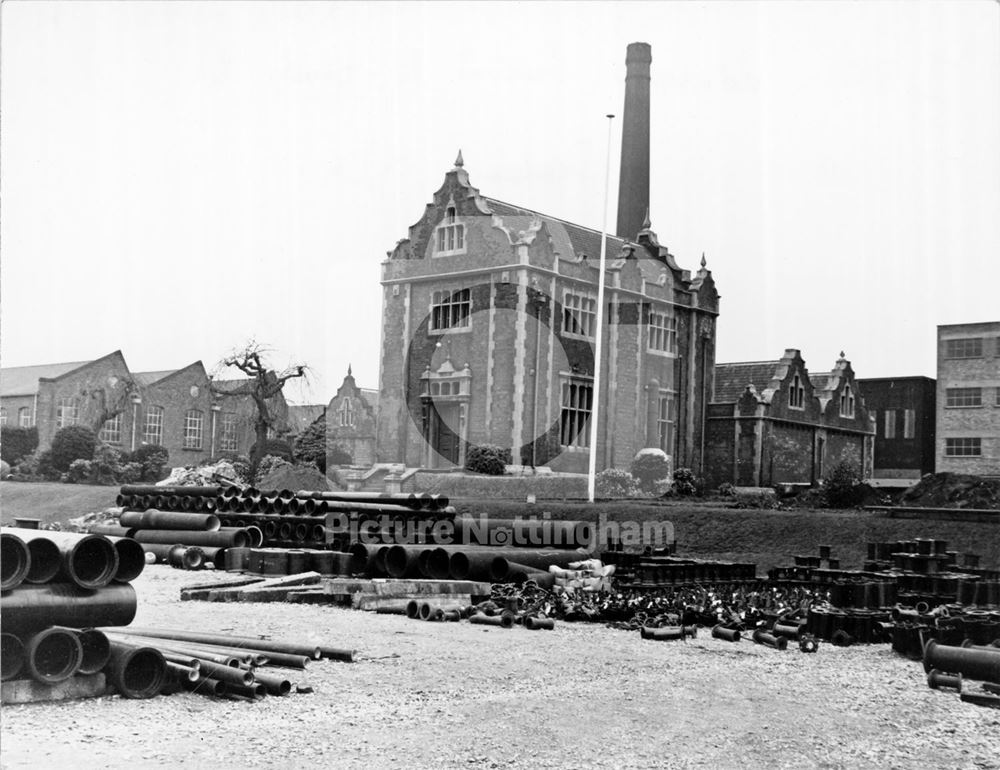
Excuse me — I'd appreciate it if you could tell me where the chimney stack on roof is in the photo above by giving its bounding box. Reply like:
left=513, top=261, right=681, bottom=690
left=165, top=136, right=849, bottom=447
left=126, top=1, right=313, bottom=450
left=616, top=42, right=652, bottom=241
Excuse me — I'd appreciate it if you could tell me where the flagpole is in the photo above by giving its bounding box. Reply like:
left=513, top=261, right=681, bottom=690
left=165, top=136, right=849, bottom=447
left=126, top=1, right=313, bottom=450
left=588, top=113, right=615, bottom=503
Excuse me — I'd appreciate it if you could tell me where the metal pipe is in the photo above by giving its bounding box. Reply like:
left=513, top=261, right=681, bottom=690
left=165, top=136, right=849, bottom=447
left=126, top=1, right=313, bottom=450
left=24, top=627, right=83, bottom=684
left=130, top=529, right=249, bottom=548
left=225, top=681, right=267, bottom=700
left=420, top=604, right=444, bottom=621
left=772, top=621, right=801, bottom=640
left=924, top=639, right=1000, bottom=683
left=5, top=530, right=120, bottom=589
left=108, top=627, right=322, bottom=661
left=120, top=485, right=222, bottom=498
left=799, top=635, right=820, bottom=653
left=752, top=630, right=789, bottom=650
left=197, top=546, right=228, bottom=569
left=119, top=510, right=221, bottom=532
left=105, top=536, right=146, bottom=583
left=182, top=676, right=228, bottom=697
left=168, top=545, right=206, bottom=570
left=1, top=634, right=26, bottom=681
left=712, top=625, right=741, bottom=642
left=244, top=526, right=264, bottom=548
left=103, top=633, right=244, bottom=667
left=484, top=550, right=592, bottom=582
left=3, top=583, right=138, bottom=636
left=49, top=626, right=112, bottom=676
left=251, top=671, right=292, bottom=695
left=166, top=661, right=200, bottom=682
left=505, top=564, right=557, bottom=590
left=469, top=613, right=513, bottom=628
left=87, top=522, right=135, bottom=539
left=1, top=531, right=31, bottom=590
left=453, top=516, right=593, bottom=549
left=524, top=616, right=555, bottom=630
left=927, top=669, right=963, bottom=691
left=21, top=534, right=61, bottom=584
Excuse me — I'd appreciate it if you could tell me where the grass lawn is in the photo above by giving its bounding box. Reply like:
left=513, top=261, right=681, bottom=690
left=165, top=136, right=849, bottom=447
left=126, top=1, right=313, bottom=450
left=0, top=481, right=118, bottom=527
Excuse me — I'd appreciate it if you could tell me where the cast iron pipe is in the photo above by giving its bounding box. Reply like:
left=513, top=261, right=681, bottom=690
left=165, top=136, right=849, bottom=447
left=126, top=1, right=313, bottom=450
left=168, top=545, right=206, bottom=570
left=252, top=671, right=292, bottom=695
left=21, top=533, right=61, bottom=584
left=131, top=528, right=250, bottom=548
left=166, top=661, right=200, bottom=682
left=119, top=509, right=221, bottom=532
left=469, top=613, right=513, bottom=628
left=924, top=639, right=1000, bottom=683
left=183, top=676, right=228, bottom=697
left=453, top=516, right=593, bottom=549
left=105, top=536, right=146, bottom=583
left=8, top=530, right=120, bottom=589
left=120, top=485, right=221, bottom=498
left=712, top=625, right=741, bottom=642
left=1, top=634, right=26, bottom=681
left=225, top=681, right=267, bottom=700
left=524, top=616, right=555, bottom=630
left=24, top=627, right=83, bottom=684
left=927, top=669, right=963, bottom=691
left=50, top=626, right=112, bottom=676
left=420, top=604, right=444, bottom=621
left=110, top=627, right=322, bottom=661
left=86, top=522, right=136, bottom=538
left=0, top=530, right=32, bottom=590
left=799, top=635, right=820, bottom=653
left=772, top=621, right=801, bottom=640
left=960, top=692, right=1000, bottom=709
left=198, top=546, right=228, bottom=569
left=831, top=630, right=855, bottom=647
left=104, top=634, right=244, bottom=667
left=752, top=630, right=789, bottom=650
left=3, top=582, right=137, bottom=636
left=641, top=626, right=685, bottom=641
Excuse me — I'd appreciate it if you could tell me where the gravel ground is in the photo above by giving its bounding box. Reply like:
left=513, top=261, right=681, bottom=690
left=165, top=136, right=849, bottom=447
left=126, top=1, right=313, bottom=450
left=3, top=567, right=1000, bottom=770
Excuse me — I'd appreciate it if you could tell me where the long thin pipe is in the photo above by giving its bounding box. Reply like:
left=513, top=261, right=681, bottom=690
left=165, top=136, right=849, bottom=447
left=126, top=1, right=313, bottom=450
left=588, top=113, right=615, bottom=503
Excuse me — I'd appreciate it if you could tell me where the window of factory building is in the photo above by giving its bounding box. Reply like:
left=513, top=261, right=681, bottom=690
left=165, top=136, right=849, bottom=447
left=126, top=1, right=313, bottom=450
left=434, top=207, right=465, bottom=256
left=184, top=410, right=204, bottom=449
left=839, top=385, right=855, bottom=418
left=903, top=409, right=915, bottom=439
left=945, top=437, right=981, bottom=456
left=943, top=338, right=983, bottom=359
left=648, top=311, right=677, bottom=354
left=560, top=379, right=593, bottom=448
left=143, top=406, right=164, bottom=446
left=788, top=374, right=805, bottom=409
left=430, top=288, right=471, bottom=331
left=56, top=398, right=79, bottom=429
left=18, top=407, right=32, bottom=427
left=219, top=412, right=238, bottom=452
left=99, top=413, right=122, bottom=445
left=946, top=387, right=982, bottom=408
left=563, top=293, right=596, bottom=338
left=657, top=392, right=676, bottom=453
left=884, top=409, right=896, bottom=439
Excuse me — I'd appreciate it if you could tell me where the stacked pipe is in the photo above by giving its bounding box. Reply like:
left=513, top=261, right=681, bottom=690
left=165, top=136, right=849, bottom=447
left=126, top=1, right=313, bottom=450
left=96, top=626, right=353, bottom=700
left=1, top=527, right=143, bottom=692
left=922, top=638, right=1000, bottom=708
left=600, top=551, right=757, bottom=587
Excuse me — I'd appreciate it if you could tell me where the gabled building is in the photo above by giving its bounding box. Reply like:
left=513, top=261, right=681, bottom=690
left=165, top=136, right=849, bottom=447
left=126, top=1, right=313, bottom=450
left=326, top=367, right=378, bottom=466
left=705, top=350, right=875, bottom=489
left=376, top=44, right=719, bottom=475
left=0, top=352, right=289, bottom=465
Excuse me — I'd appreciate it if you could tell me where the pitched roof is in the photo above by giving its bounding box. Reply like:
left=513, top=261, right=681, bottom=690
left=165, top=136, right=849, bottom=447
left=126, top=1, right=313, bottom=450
left=286, top=404, right=326, bottom=433
left=713, top=361, right=780, bottom=403
left=0, top=360, right=92, bottom=397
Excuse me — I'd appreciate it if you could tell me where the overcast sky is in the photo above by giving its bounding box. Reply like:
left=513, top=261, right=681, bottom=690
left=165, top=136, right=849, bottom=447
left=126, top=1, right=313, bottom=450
left=2, top=1, right=998, bottom=404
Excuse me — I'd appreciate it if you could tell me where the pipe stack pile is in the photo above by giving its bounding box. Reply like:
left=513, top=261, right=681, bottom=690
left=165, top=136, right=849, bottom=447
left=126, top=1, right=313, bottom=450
left=96, top=627, right=354, bottom=701
left=601, top=548, right=757, bottom=587
left=923, top=638, right=1000, bottom=709
left=1, top=527, right=144, bottom=699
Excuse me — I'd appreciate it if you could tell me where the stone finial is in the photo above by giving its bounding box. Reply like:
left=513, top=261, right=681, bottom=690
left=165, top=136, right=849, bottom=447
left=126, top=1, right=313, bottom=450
left=348, top=363, right=352, bottom=377
left=701, top=252, right=707, bottom=268
left=454, top=149, right=464, bottom=168
left=839, top=351, right=846, bottom=360
left=641, top=208, right=651, bottom=231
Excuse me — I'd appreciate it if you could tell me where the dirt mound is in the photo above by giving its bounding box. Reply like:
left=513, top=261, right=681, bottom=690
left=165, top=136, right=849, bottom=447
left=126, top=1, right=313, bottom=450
left=899, top=472, right=1000, bottom=509
left=257, top=463, right=340, bottom=492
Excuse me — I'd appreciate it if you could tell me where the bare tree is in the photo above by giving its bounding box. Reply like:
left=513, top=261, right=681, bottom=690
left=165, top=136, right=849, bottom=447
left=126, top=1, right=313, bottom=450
left=86, top=375, right=138, bottom=435
left=209, top=340, right=308, bottom=475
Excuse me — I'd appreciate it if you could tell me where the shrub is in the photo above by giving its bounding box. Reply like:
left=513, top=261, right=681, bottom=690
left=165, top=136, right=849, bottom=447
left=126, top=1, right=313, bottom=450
left=464, top=444, right=511, bottom=476
left=734, top=488, right=780, bottom=509
left=1, top=426, right=38, bottom=466
left=67, top=459, right=92, bottom=484
left=91, top=443, right=123, bottom=484
left=595, top=468, right=641, bottom=498
left=36, top=450, right=61, bottom=481
left=630, top=452, right=672, bottom=493
left=130, top=444, right=170, bottom=482
left=118, top=462, right=143, bottom=484
left=250, top=438, right=294, bottom=463
left=672, top=467, right=703, bottom=497
left=49, top=426, right=97, bottom=471
left=718, top=482, right=737, bottom=497
left=823, top=461, right=865, bottom=508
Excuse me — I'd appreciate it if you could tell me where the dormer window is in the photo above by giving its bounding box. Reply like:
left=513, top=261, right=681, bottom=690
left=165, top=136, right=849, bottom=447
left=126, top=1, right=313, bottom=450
left=434, top=206, right=466, bottom=256
left=839, top=385, right=855, bottom=418
left=788, top=374, right=805, bottom=409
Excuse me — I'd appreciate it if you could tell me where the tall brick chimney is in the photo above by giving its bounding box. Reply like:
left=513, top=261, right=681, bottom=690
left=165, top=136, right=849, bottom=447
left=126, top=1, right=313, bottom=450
left=616, top=42, right=651, bottom=241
